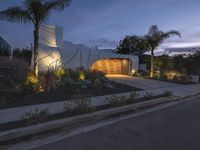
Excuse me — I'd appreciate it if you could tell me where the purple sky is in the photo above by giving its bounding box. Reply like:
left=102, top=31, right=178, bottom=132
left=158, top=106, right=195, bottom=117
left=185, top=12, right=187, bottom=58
left=1, top=0, right=200, bottom=50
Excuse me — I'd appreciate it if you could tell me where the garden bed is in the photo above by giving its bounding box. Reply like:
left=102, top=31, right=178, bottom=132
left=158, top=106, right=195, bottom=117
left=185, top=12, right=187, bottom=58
left=0, top=81, right=141, bottom=109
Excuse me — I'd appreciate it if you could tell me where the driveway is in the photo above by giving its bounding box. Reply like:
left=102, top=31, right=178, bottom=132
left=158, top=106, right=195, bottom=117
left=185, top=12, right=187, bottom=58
left=107, top=74, right=180, bottom=90
left=34, top=95, right=200, bottom=150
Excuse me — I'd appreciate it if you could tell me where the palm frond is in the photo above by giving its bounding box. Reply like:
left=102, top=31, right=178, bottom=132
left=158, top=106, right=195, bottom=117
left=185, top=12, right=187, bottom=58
left=164, top=30, right=181, bottom=38
left=148, top=25, right=159, bottom=35
left=24, top=0, right=50, bottom=26
left=45, top=0, right=71, bottom=10
left=0, top=7, right=31, bottom=23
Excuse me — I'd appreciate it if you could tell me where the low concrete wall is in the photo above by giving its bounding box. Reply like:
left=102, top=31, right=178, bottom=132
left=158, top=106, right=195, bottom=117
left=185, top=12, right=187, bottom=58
left=0, top=91, right=142, bottom=124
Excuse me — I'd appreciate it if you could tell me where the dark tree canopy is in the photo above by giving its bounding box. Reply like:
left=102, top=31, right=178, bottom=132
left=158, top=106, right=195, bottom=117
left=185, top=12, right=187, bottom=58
left=116, top=35, right=146, bottom=55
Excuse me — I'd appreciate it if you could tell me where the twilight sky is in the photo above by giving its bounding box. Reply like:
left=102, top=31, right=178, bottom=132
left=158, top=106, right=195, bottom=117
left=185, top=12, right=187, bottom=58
left=1, top=0, right=200, bottom=50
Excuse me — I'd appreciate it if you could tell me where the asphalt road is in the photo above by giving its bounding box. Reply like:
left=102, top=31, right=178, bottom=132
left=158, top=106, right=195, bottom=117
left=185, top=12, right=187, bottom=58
left=34, top=96, right=200, bottom=150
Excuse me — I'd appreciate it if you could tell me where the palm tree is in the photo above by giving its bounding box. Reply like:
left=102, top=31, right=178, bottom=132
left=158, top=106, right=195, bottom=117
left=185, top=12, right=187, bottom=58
left=0, top=0, right=71, bottom=78
left=144, top=25, right=181, bottom=78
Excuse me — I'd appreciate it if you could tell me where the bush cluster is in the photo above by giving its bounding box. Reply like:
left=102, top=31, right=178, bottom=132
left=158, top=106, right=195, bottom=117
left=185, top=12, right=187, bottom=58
left=25, top=67, right=109, bottom=93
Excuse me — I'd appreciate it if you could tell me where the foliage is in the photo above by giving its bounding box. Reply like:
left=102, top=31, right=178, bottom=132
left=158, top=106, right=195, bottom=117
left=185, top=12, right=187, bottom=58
left=107, top=92, right=139, bottom=107
left=106, top=95, right=127, bottom=107
left=22, top=108, right=49, bottom=125
left=139, top=52, right=200, bottom=83
left=62, top=68, right=107, bottom=84
left=116, top=25, right=181, bottom=78
left=0, top=0, right=71, bottom=77
left=23, top=70, right=40, bottom=93
left=163, top=90, right=173, bottom=97
left=25, top=69, right=65, bottom=92
left=116, top=35, right=147, bottom=55
left=142, top=92, right=154, bottom=100
left=24, top=67, right=108, bottom=93
left=39, top=70, right=62, bottom=91
left=143, top=25, right=181, bottom=77
left=133, top=71, right=141, bottom=77
left=60, top=77, right=74, bottom=86
left=64, top=95, right=94, bottom=115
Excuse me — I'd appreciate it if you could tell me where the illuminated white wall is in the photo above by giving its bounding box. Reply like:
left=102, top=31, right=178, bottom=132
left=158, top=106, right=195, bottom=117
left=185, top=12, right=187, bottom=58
left=37, top=25, right=139, bottom=74
left=38, top=25, right=63, bottom=71
left=39, top=25, right=63, bottom=47
left=38, top=46, right=62, bottom=71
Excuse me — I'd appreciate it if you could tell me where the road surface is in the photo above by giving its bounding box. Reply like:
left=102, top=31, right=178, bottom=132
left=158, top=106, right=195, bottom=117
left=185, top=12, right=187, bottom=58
left=33, top=96, right=200, bottom=150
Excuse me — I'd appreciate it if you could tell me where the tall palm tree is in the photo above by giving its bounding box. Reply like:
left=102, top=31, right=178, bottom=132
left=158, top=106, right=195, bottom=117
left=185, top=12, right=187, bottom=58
left=0, top=0, right=71, bottom=78
left=144, top=25, right=181, bottom=78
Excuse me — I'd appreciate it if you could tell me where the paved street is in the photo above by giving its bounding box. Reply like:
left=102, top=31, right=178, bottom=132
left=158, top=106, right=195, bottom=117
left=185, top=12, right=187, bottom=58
left=34, top=96, right=200, bottom=150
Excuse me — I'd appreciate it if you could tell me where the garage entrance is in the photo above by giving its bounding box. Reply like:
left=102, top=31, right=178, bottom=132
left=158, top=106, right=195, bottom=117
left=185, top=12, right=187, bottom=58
left=91, top=58, right=131, bottom=75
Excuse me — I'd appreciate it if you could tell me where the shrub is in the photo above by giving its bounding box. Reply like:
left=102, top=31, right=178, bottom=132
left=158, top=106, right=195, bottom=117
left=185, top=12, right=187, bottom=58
left=159, top=72, right=168, bottom=80
left=39, top=71, right=59, bottom=91
left=64, top=95, right=94, bottom=115
left=24, top=70, right=41, bottom=93
left=107, top=92, right=139, bottom=107
left=106, top=95, right=127, bottom=107
left=142, top=92, right=154, bottom=100
left=163, top=90, right=173, bottom=97
left=54, top=69, right=65, bottom=80
left=60, top=77, right=74, bottom=86
left=22, top=109, right=49, bottom=125
left=92, top=71, right=106, bottom=80
left=133, top=71, right=141, bottom=77
left=129, top=92, right=139, bottom=101
left=64, top=68, right=80, bottom=81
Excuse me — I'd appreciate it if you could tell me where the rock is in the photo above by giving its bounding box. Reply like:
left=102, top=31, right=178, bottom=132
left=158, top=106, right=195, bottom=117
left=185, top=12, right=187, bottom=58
left=100, top=77, right=110, bottom=83
left=82, top=80, right=92, bottom=85
left=61, top=77, right=74, bottom=86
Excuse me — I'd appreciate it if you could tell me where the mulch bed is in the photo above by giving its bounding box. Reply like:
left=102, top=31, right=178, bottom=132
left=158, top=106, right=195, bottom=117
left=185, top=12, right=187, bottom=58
left=0, top=81, right=141, bottom=110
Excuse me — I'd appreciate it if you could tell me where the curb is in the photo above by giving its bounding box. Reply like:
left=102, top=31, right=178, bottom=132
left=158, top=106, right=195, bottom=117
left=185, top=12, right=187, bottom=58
left=0, top=92, right=200, bottom=144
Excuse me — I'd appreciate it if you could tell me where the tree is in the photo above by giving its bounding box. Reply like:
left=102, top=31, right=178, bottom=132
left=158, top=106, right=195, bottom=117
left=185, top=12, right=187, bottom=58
left=0, top=0, right=71, bottom=78
left=116, top=35, right=146, bottom=55
left=143, top=25, right=181, bottom=77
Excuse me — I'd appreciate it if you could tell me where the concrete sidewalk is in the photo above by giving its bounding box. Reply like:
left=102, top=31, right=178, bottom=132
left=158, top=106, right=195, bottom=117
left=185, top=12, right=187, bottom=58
left=107, top=75, right=200, bottom=97
left=107, top=74, right=181, bottom=90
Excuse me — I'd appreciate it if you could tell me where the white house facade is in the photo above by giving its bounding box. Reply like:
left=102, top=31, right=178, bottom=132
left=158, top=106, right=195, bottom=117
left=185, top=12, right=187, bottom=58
left=35, top=25, right=139, bottom=75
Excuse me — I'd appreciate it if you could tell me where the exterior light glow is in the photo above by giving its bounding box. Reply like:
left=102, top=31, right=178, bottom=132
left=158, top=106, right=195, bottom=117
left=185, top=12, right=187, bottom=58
left=79, top=72, right=85, bottom=80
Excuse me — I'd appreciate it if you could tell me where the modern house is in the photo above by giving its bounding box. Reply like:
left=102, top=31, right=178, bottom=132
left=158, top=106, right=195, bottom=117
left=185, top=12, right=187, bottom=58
left=0, top=36, right=11, bottom=56
left=36, top=25, right=139, bottom=75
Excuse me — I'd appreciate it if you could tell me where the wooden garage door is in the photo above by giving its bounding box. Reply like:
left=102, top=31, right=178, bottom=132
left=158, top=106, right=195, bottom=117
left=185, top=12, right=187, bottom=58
left=91, top=58, right=129, bottom=74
